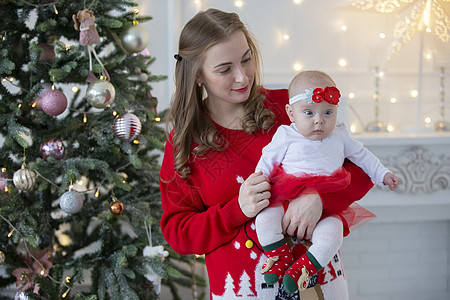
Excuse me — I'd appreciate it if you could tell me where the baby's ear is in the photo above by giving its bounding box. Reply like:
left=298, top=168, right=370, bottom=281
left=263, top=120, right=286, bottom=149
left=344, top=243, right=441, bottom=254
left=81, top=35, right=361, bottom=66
left=285, top=104, right=295, bottom=122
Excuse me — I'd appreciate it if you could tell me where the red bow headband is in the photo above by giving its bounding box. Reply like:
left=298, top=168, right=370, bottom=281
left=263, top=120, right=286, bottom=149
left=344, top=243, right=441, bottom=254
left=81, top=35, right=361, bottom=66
left=289, top=86, right=341, bottom=106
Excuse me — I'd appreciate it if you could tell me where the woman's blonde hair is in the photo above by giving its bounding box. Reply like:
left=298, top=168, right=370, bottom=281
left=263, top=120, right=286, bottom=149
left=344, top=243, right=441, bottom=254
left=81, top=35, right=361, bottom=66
left=166, top=8, right=274, bottom=177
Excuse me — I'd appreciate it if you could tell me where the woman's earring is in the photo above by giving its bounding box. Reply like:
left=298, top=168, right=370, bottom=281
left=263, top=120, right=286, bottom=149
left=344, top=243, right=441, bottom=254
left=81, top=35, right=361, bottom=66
left=197, top=82, right=202, bottom=88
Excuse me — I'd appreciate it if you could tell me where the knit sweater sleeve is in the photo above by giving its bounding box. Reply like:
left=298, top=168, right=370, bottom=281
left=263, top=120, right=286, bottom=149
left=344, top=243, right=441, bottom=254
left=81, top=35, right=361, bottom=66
left=159, top=138, right=250, bottom=255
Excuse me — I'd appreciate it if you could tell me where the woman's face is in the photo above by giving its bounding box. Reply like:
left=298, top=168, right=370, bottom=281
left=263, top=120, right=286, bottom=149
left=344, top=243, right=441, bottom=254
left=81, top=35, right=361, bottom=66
left=198, top=30, right=255, bottom=107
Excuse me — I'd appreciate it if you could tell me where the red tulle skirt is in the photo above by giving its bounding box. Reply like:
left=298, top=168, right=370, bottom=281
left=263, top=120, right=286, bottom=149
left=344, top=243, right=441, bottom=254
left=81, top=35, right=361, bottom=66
left=269, top=163, right=376, bottom=236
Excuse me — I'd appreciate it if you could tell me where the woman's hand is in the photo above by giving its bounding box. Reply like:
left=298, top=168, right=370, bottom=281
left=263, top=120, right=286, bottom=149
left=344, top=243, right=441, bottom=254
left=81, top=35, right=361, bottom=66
left=238, top=172, right=271, bottom=218
left=282, top=191, right=322, bottom=240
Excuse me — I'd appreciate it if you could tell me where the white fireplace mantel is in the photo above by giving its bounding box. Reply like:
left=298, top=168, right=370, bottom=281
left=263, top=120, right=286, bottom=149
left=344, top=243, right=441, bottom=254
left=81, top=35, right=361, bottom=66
left=354, top=131, right=450, bottom=223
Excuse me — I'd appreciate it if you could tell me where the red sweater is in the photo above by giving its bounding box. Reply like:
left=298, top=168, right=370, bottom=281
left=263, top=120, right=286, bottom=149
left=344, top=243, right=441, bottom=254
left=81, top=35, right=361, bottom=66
left=160, top=88, right=373, bottom=299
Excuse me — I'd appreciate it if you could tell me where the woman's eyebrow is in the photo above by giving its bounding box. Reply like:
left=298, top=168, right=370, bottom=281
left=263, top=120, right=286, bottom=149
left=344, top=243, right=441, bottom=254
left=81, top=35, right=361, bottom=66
left=213, top=48, right=251, bottom=69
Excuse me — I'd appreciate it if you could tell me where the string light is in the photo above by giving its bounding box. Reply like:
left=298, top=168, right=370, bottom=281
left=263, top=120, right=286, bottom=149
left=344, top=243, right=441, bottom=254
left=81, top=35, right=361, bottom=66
left=40, top=269, right=46, bottom=276
left=350, top=124, right=357, bottom=133
left=348, top=92, right=356, bottom=99
left=340, top=25, right=348, bottom=32
left=293, top=63, right=303, bottom=71
left=424, top=116, right=432, bottom=124
left=71, top=86, right=79, bottom=93
left=338, top=58, right=347, bottom=67
left=387, top=125, right=395, bottom=132
left=293, top=0, right=303, bottom=4
left=133, top=139, right=140, bottom=144
left=53, top=4, right=58, bottom=14
left=283, top=34, right=290, bottom=40
left=379, top=32, right=386, bottom=39
left=234, top=0, right=244, bottom=8
left=62, top=288, right=70, bottom=298
left=83, top=113, right=87, bottom=123
left=8, top=228, right=15, bottom=237
left=155, top=116, right=161, bottom=122
left=95, top=188, right=100, bottom=198
left=112, top=111, right=118, bottom=117
left=65, top=276, right=71, bottom=283
left=410, top=90, right=418, bottom=97
left=390, top=97, right=397, bottom=103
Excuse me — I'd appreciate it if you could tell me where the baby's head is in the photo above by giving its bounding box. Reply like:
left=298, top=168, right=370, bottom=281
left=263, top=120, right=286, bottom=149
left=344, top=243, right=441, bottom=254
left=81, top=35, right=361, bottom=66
left=286, top=70, right=341, bottom=141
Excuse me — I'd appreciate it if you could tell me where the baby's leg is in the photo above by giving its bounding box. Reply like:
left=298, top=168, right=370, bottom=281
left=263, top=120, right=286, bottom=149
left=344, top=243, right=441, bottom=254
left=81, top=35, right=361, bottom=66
left=255, top=206, right=284, bottom=246
left=283, top=216, right=343, bottom=293
left=308, top=216, right=344, bottom=267
left=256, top=206, right=294, bottom=284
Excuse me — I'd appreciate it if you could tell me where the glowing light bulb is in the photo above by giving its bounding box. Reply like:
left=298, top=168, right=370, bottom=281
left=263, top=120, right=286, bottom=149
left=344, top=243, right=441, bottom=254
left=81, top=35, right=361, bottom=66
left=340, top=25, right=347, bottom=32
left=155, top=117, right=161, bottom=122
left=112, top=111, right=118, bottom=117
left=293, top=0, right=302, bottom=4
left=390, top=97, right=397, bottom=103
left=133, top=140, right=140, bottom=144
left=338, top=59, right=347, bottom=67
left=293, top=63, right=303, bottom=71
left=72, top=86, right=79, bottom=93
left=410, top=90, right=418, bottom=97
left=379, top=33, right=386, bottom=39
left=234, top=0, right=244, bottom=8
left=8, top=228, right=15, bottom=237
left=83, top=113, right=87, bottom=123
left=40, top=269, right=45, bottom=276
left=348, top=92, right=355, bottom=99
left=424, top=116, right=432, bottom=124
left=95, top=188, right=100, bottom=198
left=350, top=124, right=357, bottom=133
left=387, top=125, right=394, bottom=132
left=283, top=34, right=290, bottom=40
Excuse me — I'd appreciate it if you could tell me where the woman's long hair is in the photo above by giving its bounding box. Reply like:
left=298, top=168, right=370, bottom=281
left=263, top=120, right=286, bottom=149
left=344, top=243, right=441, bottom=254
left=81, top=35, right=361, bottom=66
left=166, top=8, right=274, bottom=178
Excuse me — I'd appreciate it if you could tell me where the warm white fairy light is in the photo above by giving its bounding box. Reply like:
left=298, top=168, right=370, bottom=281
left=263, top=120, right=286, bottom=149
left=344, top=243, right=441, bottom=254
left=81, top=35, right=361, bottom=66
left=387, top=125, right=395, bottom=132
left=390, top=97, right=397, bottom=103
left=425, top=52, right=433, bottom=60
left=410, top=90, right=418, bottom=97
left=424, top=116, right=432, bottom=123
left=293, top=0, right=303, bottom=4
left=71, top=86, right=78, bottom=93
left=338, top=58, right=347, bottom=67
left=341, top=25, right=348, bottom=32
left=350, top=124, right=357, bottom=133
left=234, top=0, right=244, bottom=8
left=348, top=92, right=356, bottom=99
left=379, top=32, right=386, bottom=39
left=155, top=116, right=161, bottom=122
left=283, top=34, right=290, bottom=40
left=293, top=63, right=303, bottom=71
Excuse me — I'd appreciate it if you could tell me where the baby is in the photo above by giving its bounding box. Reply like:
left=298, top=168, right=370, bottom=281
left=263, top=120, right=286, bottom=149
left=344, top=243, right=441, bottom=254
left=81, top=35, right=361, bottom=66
left=255, top=70, right=400, bottom=293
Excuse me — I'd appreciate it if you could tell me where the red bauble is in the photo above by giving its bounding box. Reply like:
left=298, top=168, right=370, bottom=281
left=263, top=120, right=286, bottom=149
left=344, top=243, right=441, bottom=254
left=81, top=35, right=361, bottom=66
left=40, top=138, right=65, bottom=160
left=41, top=90, right=67, bottom=116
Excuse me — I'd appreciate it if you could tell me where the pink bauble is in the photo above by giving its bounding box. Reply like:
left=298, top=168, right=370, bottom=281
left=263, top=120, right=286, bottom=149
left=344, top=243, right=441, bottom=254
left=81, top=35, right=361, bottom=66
left=41, top=90, right=67, bottom=116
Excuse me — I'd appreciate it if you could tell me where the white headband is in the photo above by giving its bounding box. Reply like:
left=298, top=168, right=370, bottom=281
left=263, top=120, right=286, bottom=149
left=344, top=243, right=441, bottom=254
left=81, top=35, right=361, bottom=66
left=289, top=88, right=315, bottom=105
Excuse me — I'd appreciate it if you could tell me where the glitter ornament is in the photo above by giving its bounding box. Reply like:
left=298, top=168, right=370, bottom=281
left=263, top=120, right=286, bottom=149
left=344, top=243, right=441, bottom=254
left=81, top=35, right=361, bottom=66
left=110, top=197, right=124, bottom=215
left=121, top=24, right=149, bottom=53
left=13, top=163, right=36, bottom=191
left=59, top=189, right=83, bottom=214
left=86, top=79, right=116, bottom=108
left=113, top=113, right=142, bottom=141
left=40, top=138, right=65, bottom=160
left=41, top=90, right=68, bottom=116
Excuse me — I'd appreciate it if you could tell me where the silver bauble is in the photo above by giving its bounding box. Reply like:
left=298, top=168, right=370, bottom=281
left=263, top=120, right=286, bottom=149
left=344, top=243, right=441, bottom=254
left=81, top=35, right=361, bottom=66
left=121, top=24, right=149, bottom=53
left=113, top=113, right=142, bottom=141
left=13, top=164, right=36, bottom=191
left=59, top=190, right=83, bottom=214
left=86, top=79, right=116, bottom=108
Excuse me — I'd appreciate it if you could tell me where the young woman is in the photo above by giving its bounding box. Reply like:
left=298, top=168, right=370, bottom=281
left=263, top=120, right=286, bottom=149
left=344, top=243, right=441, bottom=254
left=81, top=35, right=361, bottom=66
left=159, top=8, right=373, bottom=299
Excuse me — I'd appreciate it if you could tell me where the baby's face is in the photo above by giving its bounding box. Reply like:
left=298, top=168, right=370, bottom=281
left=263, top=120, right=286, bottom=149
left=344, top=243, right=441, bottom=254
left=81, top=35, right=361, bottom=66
left=286, top=101, right=338, bottom=141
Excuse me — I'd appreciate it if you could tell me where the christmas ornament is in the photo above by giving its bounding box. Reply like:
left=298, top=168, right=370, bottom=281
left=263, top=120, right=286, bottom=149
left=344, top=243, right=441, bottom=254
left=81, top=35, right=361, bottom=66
left=113, top=113, right=142, bottom=141
left=40, top=138, right=65, bottom=160
left=73, top=9, right=109, bottom=82
left=109, top=197, right=124, bottom=215
left=85, top=79, right=116, bottom=108
left=41, top=89, right=67, bottom=116
left=37, top=43, right=55, bottom=62
left=13, top=163, right=36, bottom=191
left=121, top=24, right=149, bottom=53
left=59, top=188, right=83, bottom=214
left=14, top=291, right=30, bottom=300
left=0, top=250, right=5, bottom=264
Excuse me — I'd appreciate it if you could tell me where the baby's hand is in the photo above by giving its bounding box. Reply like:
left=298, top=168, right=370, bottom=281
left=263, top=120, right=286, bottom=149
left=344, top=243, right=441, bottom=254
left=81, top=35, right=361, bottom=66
left=383, top=172, right=400, bottom=191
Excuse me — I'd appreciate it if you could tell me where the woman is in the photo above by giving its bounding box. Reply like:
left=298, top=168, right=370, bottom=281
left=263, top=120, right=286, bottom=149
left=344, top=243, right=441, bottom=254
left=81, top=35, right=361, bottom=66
left=159, top=8, right=373, bottom=299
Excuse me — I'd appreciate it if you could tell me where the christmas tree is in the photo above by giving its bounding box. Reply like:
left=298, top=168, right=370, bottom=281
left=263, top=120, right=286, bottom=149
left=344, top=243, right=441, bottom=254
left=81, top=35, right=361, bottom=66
left=0, top=0, right=205, bottom=299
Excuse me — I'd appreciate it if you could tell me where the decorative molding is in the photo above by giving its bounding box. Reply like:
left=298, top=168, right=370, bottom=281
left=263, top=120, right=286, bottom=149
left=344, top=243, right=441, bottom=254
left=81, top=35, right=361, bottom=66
left=380, top=147, right=450, bottom=194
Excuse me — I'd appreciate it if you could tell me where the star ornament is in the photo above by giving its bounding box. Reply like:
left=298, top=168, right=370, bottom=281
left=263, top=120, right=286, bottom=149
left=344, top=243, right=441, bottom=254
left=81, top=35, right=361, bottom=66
left=352, top=0, right=450, bottom=59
